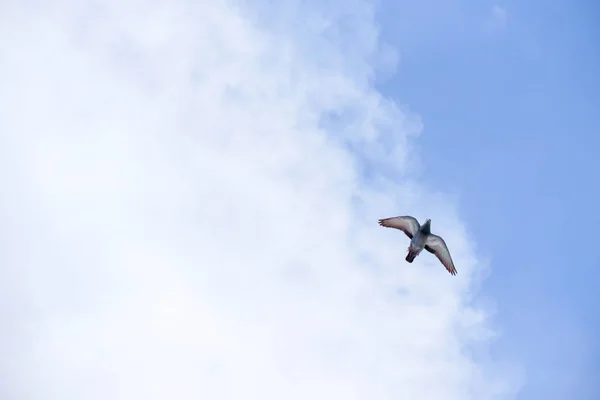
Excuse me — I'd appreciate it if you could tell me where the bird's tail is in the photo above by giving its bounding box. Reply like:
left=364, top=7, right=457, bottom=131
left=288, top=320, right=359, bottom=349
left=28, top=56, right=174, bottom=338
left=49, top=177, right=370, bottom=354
left=405, top=250, right=417, bottom=263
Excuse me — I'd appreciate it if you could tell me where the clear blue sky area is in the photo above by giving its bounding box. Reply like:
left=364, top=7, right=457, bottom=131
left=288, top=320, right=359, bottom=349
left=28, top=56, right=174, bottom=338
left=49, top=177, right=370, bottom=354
left=376, top=1, right=600, bottom=398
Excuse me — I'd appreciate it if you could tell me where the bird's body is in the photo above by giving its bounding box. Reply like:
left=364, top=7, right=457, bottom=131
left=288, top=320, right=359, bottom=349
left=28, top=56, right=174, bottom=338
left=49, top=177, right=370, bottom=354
left=378, top=216, right=457, bottom=276
left=405, top=222, right=429, bottom=263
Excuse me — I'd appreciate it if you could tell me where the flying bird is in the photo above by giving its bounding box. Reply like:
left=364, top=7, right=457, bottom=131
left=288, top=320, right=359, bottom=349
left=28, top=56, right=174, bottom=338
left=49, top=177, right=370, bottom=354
left=378, top=216, right=457, bottom=276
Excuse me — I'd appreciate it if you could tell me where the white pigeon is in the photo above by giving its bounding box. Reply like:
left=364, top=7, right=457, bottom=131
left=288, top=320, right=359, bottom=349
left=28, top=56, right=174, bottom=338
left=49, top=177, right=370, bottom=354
left=378, top=216, right=457, bottom=276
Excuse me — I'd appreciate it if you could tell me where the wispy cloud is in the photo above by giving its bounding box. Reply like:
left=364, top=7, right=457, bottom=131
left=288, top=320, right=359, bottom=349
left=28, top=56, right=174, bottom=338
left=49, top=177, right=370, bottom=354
left=0, top=0, right=521, bottom=399
left=490, top=4, right=508, bottom=31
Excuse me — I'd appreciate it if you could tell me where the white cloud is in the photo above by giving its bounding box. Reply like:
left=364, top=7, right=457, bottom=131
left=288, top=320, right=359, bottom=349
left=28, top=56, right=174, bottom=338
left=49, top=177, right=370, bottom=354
left=490, top=5, right=508, bottom=30
left=0, top=1, right=522, bottom=399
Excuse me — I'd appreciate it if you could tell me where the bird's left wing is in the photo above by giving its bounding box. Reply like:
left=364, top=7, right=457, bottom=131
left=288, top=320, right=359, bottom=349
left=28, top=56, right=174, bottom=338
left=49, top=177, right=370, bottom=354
left=425, top=234, right=457, bottom=276
left=378, top=216, right=420, bottom=239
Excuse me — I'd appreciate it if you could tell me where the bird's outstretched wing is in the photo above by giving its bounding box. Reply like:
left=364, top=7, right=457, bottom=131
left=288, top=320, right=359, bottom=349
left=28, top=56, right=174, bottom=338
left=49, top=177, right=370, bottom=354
left=378, top=216, right=420, bottom=239
left=425, top=234, right=457, bottom=276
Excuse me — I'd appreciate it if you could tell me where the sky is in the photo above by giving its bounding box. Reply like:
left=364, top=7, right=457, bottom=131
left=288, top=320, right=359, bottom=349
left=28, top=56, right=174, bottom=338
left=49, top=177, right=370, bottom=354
left=0, top=0, right=597, bottom=399
left=375, top=1, right=600, bottom=398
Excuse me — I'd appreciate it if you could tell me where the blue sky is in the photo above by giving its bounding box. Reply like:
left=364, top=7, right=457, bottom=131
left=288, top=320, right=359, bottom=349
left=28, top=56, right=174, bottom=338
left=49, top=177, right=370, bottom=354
left=376, top=1, right=599, bottom=398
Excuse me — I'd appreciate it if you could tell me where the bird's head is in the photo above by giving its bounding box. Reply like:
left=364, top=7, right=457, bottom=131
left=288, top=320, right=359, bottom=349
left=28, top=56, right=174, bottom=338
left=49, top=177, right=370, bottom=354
left=422, top=218, right=432, bottom=233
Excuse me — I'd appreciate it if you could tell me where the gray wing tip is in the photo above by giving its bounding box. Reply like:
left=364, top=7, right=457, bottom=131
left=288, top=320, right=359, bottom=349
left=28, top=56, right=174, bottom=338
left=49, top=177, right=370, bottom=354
left=443, top=257, right=458, bottom=276
left=377, top=217, right=392, bottom=226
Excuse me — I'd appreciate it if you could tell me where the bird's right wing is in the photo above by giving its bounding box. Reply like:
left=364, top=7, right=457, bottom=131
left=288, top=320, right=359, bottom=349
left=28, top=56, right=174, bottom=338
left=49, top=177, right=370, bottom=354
left=378, top=216, right=420, bottom=239
left=424, top=234, right=457, bottom=276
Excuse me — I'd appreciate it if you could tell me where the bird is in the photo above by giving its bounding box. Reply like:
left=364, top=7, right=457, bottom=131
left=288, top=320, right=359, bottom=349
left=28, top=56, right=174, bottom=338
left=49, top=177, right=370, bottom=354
left=378, top=216, right=457, bottom=276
